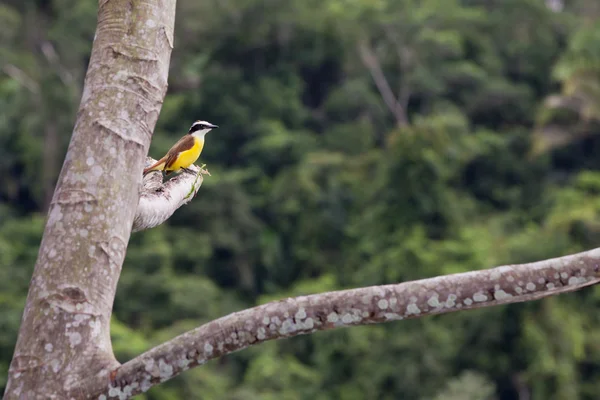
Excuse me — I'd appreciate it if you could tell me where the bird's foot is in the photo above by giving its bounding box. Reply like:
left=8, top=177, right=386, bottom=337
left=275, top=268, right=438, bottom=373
left=182, top=167, right=196, bottom=175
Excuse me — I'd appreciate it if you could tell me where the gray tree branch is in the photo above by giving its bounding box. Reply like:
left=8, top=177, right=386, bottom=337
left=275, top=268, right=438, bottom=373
left=86, top=247, right=600, bottom=399
left=133, top=158, right=209, bottom=232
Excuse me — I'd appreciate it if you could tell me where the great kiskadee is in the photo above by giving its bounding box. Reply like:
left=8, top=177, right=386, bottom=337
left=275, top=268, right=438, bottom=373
left=143, top=120, right=218, bottom=176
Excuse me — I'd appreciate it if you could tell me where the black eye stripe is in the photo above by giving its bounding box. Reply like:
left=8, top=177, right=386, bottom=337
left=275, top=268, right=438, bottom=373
left=189, top=123, right=208, bottom=133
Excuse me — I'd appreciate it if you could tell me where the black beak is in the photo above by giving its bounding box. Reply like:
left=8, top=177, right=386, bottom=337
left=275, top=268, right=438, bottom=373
left=209, top=124, right=219, bottom=129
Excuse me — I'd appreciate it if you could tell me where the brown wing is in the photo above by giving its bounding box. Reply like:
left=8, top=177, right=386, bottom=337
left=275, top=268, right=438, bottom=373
left=163, top=134, right=196, bottom=170
left=143, top=155, right=168, bottom=175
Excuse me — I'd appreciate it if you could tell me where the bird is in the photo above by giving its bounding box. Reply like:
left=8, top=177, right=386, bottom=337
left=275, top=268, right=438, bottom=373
left=143, top=120, right=218, bottom=176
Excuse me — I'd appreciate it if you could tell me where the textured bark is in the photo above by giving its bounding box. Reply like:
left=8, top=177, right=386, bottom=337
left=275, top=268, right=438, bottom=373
left=85, top=247, right=600, bottom=399
left=132, top=158, right=209, bottom=232
left=3, top=0, right=176, bottom=398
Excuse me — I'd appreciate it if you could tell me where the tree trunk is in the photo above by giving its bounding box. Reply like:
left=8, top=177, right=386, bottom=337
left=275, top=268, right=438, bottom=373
left=3, top=0, right=176, bottom=397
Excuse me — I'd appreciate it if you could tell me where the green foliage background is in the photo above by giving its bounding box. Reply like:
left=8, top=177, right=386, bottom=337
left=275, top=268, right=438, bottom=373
left=1, top=0, right=600, bottom=398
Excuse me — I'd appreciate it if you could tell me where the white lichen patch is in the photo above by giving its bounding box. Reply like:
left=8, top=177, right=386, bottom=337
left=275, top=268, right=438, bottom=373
left=472, top=292, right=488, bottom=302
left=44, top=343, right=53, bottom=352
left=63, top=372, right=79, bottom=392
left=427, top=295, right=441, bottom=308
left=257, top=327, right=266, bottom=340
left=262, top=316, right=270, bottom=325
left=89, top=319, right=102, bottom=338
left=107, top=385, right=128, bottom=400
left=568, top=276, right=588, bottom=285
left=378, top=299, right=389, bottom=310
left=546, top=282, right=555, bottom=290
left=526, top=282, right=536, bottom=291
left=507, top=275, right=515, bottom=282
left=406, top=303, right=421, bottom=315
left=66, top=331, right=82, bottom=348
left=493, top=290, right=512, bottom=301
left=515, top=286, right=523, bottom=294
left=141, top=377, right=152, bottom=393
left=51, top=358, right=61, bottom=373
left=144, top=358, right=155, bottom=373
left=341, top=313, right=355, bottom=324
left=204, top=342, right=213, bottom=355
left=280, top=319, right=293, bottom=334
left=158, top=359, right=173, bottom=379
left=463, top=298, right=473, bottom=306
left=327, top=312, right=339, bottom=323
left=92, top=164, right=104, bottom=178
left=47, top=205, right=63, bottom=227
left=445, top=294, right=457, bottom=308
left=295, top=308, right=307, bottom=320
left=490, top=270, right=501, bottom=280
left=384, top=313, right=403, bottom=321
left=122, top=382, right=139, bottom=397
left=279, top=314, right=321, bottom=333
left=373, top=286, right=385, bottom=298
left=304, top=317, right=315, bottom=329
left=72, top=314, right=91, bottom=328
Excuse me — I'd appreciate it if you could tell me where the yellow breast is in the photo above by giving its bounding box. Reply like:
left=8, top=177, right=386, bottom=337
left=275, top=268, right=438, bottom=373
left=167, top=137, right=204, bottom=171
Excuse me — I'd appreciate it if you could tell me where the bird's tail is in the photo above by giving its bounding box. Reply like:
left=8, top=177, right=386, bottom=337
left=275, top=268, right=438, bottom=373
left=143, top=157, right=167, bottom=175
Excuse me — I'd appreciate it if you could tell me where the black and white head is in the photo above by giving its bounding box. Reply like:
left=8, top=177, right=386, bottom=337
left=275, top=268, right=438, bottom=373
left=188, top=120, right=218, bottom=137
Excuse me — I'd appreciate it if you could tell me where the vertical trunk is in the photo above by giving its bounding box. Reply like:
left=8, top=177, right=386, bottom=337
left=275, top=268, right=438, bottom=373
left=3, top=0, right=176, bottom=398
